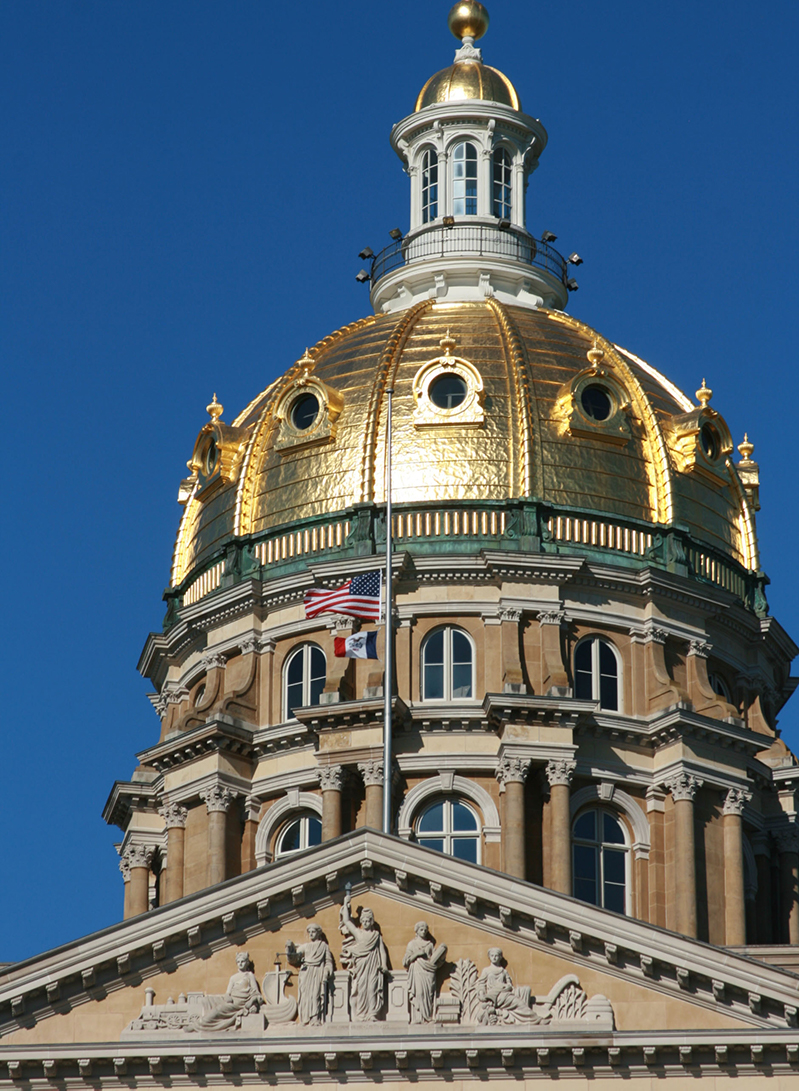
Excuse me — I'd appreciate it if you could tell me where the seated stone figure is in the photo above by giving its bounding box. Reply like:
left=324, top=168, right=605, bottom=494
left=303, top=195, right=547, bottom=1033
left=476, top=948, right=541, bottom=1025
left=188, top=951, right=263, bottom=1032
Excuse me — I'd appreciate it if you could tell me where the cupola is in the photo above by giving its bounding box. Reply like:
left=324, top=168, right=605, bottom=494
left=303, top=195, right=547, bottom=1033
left=369, top=2, right=574, bottom=315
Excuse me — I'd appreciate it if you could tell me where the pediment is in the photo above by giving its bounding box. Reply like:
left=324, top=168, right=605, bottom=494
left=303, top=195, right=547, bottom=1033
left=2, top=830, right=799, bottom=1077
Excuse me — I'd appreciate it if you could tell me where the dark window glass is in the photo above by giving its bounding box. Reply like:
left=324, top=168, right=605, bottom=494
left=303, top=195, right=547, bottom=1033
left=603, top=812, right=625, bottom=844
left=416, top=798, right=480, bottom=863
left=280, top=819, right=301, bottom=853
left=573, top=808, right=628, bottom=913
left=574, top=640, right=593, bottom=700
left=429, top=373, right=467, bottom=409
left=452, top=801, right=479, bottom=831
left=701, top=423, right=719, bottom=459
left=285, top=645, right=326, bottom=717
left=291, top=393, right=320, bottom=430
left=453, top=142, right=478, bottom=216
left=581, top=385, right=612, bottom=421
left=203, top=437, right=219, bottom=476
left=422, top=148, right=439, bottom=224
left=422, top=628, right=473, bottom=701
left=418, top=801, right=444, bottom=832
left=453, top=837, right=478, bottom=863
left=492, top=148, right=512, bottom=219
left=574, top=811, right=596, bottom=840
left=419, top=837, right=445, bottom=853
left=575, top=637, right=620, bottom=710
left=307, top=816, right=322, bottom=846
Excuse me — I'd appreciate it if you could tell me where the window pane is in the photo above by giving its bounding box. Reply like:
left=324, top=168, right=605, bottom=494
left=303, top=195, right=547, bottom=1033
left=452, top=802, right=478, bottom=831
left=599, top=640, right=617, bottom=674
left=573, top=843, right=597, bottom=882
left=575, top=876, right=598, bottom=905
left=603, top=848, right=626, bottom=885
left=424, top=663, right=444, bottom=699
left=574, top=811, right=596, bottom=840
left=599, top=673, right=618, bottom=710
left=453, top=837, right=478, bottom=863
left=418, top=801, right=444, bottom=832
left=451, top=664, right=472, bottom=698
left=286, top=680, right=303, bottom=717
left=425, top=630, right=444, bottom=664
left=279, top=819, right=301, bottom=854
left=452, top=630, right=471, bottom=662
left=307, top=816, right=322, bottom=847
left=575, top=668, right=593, bottom=700
left=604, top=880, right=625, bottom=914
left=418, top=838, right=445, bottom=853
left=287, top=651, right=304, bottom=686
left=603, top=813, right=625, bottom=844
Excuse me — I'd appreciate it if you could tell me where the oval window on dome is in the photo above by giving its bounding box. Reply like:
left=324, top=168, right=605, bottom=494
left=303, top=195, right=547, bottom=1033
left=700, top=422, right=720, bottom=460
left=429, top=373, right=468, bottom=410
left=203, top=436, right=219, bottom=476
left=291, top=392, right=320, bottom=431
left=580, top=385, right=612, bottom=422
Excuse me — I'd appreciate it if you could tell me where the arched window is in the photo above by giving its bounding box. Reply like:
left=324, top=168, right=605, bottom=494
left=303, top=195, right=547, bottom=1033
left=421, top=148, right=438, bottom=224
left=492, top=147, right=512, bottom=219
left=452, top=142, right=478, bottom=216
left=573, top=808, right=628, bottom=914
left=415, top=798, right=480, bottom=863
left=274, top=813, right=322, bottom=859
left=708, top=671, right=732, bottom=702
left=284, top=643, right=326, bottom=718
left=421, top=627, right=474, bottom=700
left=574, top=636, right=621, bottom=711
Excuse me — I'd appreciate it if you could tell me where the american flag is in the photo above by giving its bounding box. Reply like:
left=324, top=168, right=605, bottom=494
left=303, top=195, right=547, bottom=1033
left=304, top=570, right=382, bottom=620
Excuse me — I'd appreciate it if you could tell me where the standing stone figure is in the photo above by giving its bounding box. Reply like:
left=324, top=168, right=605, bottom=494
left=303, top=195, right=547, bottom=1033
left=476, top=948, right=540, bottom=1025
left=339, top=888, right=388, bottom=1021
left=403, top=921, right=447, bottom=1023
left=188, top=951, right=262, bottom=1032
left=286, top=925, right=334, bottom=1025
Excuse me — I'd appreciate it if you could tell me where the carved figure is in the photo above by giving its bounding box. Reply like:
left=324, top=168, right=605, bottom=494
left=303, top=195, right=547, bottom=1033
left=403, top=921, right=447, bottom=1023
left=476, top=948, right=541, bottom=1025
left=286, top=925, right=334, bottom=1025
left=339, top=888, right=388, bottom=1021
left=187, top=951, right=262, bottom=1032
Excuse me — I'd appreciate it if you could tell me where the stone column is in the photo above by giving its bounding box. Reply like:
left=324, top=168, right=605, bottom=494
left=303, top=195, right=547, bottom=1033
left=776, top=828, right=799, bottom=944
left=158, top=802, right=188, bottom=904
left=546, top=759, right=576, bottom=895
left=240, top=798, right=260, bottom=874
left=496, top=756, right=531, bottom=879
left=319, top=765, right=345, bottom=841
left=664, top=773, right=703, bottom=938
left=358, top=761, right=384, bottom=830
left=119, top=854, right=131, bottom=920
left=753, top=833, right=773, bottom=944
left=722, top=787, right=751, bottom=946
left=200, top=786, right=234, bottom=887
left=123, top=845, right=154, bottom=919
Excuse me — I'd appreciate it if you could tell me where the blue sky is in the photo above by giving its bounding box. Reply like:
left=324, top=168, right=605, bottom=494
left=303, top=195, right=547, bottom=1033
left=1, top=0, right=798, bottom=962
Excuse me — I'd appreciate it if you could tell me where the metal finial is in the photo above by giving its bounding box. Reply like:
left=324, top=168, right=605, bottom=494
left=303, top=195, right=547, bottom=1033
left=587, top=340, right=604, bottom=369
left=738, top=433, right=755, bottom=461
left=696, top=378, right=712, bottom=407
left=206, top=393, right=223, bottom=422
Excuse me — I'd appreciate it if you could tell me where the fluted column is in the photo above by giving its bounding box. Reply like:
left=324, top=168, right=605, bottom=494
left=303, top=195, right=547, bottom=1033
left=665, top=773, right=703, bottom=938
left=122, top=845, right=154, bottom=919
left=358, top=761, right=384, bottom=830
left=776, top=827, right=799, bottom=944
left=319, top=765, right=344, bottom=841
left=496, top=756, right=531, bottom=879
left=158, top=802, right=188, bottom=904
left=753, top=833, right=773, bottom=944
left=722, top=788, right=751, bottom=945
left=546, top=760, right=576, bottom=894
left=200, top=786, right=234, bottom=887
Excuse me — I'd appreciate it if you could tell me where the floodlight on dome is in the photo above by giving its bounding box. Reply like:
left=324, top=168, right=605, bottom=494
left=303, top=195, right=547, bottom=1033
left=568, top=252, right=583, bottom=265
left=389, top=228, right=403, bottom=240
left=358, top=247, right=374, bottom=260
left=541, top=231, right=557, bottom=243
left=566, top=278, right=579, bottom=291
left=498, top=219, right=511, bottom=231
left=443, top=216, right=455, bottom=228
left=356, top=269, right=371, bottom=284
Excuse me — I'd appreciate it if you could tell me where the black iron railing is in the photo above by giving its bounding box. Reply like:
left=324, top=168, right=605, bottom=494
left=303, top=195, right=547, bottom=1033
left=371, top=223, right=569, bottom=286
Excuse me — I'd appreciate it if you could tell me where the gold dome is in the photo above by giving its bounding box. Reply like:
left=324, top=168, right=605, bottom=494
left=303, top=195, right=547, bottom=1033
left=172, top=301, right=757, bottom=594
left=415, top=62, right=520, bottom=112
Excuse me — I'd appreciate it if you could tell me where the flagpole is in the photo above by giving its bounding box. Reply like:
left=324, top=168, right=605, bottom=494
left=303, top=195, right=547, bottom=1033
left=382, top=388, right=394, bottom=835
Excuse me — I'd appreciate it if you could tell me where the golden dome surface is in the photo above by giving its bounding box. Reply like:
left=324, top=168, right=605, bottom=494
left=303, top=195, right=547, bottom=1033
left=415, top=62, right=520, bottom=112
left=173, top=301, right=757, bottom=592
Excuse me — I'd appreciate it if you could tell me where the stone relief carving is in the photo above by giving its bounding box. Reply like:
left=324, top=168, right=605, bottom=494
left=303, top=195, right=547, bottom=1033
left=187, top=951, right=262, bottom=1032
left=476, top=948, right=541, bottom=1023
left=286, top=925, right=334, bottom=1025
left=339, top=885, right=388, bottom=1021
left=403, top=922, right=447, bottom=1024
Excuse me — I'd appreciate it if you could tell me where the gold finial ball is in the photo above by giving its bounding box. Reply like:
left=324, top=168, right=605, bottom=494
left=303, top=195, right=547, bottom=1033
left=448, top=1, right=489, bottom=41
left=207, top=392, right=224, bottom=422
left=738, top=433, right=755, bottom=461
left=696, top=378, right=712, bottom=407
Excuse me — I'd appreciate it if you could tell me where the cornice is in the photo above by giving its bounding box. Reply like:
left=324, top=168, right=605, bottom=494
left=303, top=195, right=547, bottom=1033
left=136, top=716, right=259, bottom=774
left=102, top=779, right=159, bottom=831
left=291, top=696, right=410, bottom=734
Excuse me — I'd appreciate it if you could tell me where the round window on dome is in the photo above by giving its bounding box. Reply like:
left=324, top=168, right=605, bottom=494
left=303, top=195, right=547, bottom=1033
left=429, top=373, right=468, bottom=410
left=203, top=436, right=219, bottom=476
left=580, top=384, right=613, bottom=422
left=291, top=392, right=320, bottom=431
left=700, top=423, right=720, bottom=461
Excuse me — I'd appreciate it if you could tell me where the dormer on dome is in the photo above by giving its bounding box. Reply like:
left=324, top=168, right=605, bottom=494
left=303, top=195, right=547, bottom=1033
left=370, top=3, right=571, bottom=316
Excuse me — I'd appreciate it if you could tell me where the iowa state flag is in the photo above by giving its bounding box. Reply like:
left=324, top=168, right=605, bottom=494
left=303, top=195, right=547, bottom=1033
left=334, top=631, right=379, bottom=659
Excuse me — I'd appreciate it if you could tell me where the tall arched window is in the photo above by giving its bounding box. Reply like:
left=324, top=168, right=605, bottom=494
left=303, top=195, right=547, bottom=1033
left=573, top=808, right=628, bottom=914
left=421, top=627, right=474, bottom=700
left=452, top=142, right=478, bottom=215
left=415, top=798, right=480, bottom=863
left=492, top=147, right=512, bottom=219
left=421, top=148, right=438, bottom=224
left=284, top=643, right=326, bottom=718
left=574, top=636, right=621, bottom=711
left=275, top=813, right=322, bottom=858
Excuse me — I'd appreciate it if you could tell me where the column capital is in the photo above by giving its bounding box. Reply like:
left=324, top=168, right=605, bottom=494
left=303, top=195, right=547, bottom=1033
left=123, top=844, right=155, bottom=871
left=496, top=755, right=531, bottom=787
left=119, top=856, right=131, bottom=883
left=498, top=606, right=523, bottom=624
left=723, top=787, right=752, bottom=816
left=200, top=785, right=235, bottom=814
left=158, top=802, right=188, bottom=829
left=538, top=610, right=565, bottom=627
left=318, top=765, right=345, bottom=792
left=545, top=759, right=576, bottom=788
left=688, top=639, right=712, bottom=659
left=776, top=827, right=799, bottom=855
left=358, top=760, right=384, bottom=788
left=664, top=772, right=703, bottom=802
left=201, top=652, right=227, bottom=672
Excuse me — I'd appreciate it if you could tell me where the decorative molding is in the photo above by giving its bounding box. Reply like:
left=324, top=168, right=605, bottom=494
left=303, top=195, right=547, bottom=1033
left=201, top=652, right=228, bottom=672
left=358, top=760, right=384, bottom=788
left=688, top=639, right=712, bottom=659
left=546, top=759, right=576, bottom=788
left=318, top=765, right=345, bottom=792
left=254, top=791, right=323, bottom=866
left=200, top=786, right=235, bottom=814
left=396, top=774, right=501, bottom=843
left=723, top=787, right=752, bottom=816
left=496, top=755, right=531, bottom=786
left=537, top=611, right=565, bottom=627
left=498, top=606, right=522, bottom=624
left=664, top=772, right=703, bottom=802
left=158, top=802, right=188, bottom=829
left=122, top=845, right=155, bottom=871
